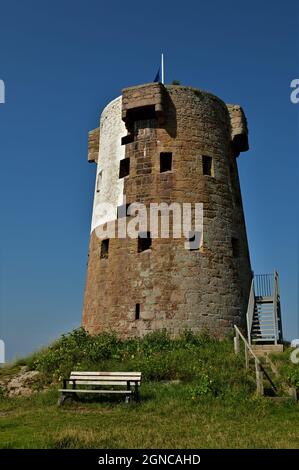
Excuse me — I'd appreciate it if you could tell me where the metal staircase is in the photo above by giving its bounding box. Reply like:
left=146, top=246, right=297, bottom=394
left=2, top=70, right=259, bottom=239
left=246, top=271, right=283, bottom=345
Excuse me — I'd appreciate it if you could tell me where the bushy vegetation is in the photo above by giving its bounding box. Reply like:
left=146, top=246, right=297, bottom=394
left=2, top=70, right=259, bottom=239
left=10, top=328, right=253, bottom=400
left=270, top=347, right=299, bottom=389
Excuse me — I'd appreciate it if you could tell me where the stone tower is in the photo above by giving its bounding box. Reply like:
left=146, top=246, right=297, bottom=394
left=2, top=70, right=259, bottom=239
left=82, top=83, right=252, bottom=338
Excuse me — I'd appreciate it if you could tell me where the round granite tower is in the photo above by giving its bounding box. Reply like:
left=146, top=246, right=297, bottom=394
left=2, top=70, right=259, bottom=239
left=82, top=83, right=252, bottom=337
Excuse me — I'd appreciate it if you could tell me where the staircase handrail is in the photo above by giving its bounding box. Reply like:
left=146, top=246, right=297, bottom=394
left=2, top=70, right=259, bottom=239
left=234, top=325, right=277, bottom=395
left=246, top=278, right=255, bottom=345
left=273, top=270, right=279, bottom=344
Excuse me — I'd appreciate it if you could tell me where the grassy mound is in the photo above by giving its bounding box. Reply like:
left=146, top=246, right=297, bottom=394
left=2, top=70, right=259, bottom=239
left=0, top=329, right=298, bottom=448
left=2, top=328, right=256, bottom=399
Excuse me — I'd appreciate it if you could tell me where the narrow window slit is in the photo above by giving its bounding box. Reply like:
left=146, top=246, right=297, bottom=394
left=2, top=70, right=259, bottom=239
left=135, top=303, right=140, bottom=320
left=202, top=155, right=214, bottom=176
left=160, top=152, right=172, bottom=173
left=100, top=239, right=109, bottom=259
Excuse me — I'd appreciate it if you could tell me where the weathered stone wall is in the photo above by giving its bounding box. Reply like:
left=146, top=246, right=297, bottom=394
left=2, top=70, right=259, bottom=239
left=226, top=104, right=249, bottom=154
left=82, top=84, right=252, bottom=338
left=88, top=127, right=100, bottom=163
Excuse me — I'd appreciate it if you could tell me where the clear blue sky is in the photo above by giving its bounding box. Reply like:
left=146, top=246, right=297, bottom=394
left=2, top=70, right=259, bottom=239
left=0, top=0, right=298, bottom=361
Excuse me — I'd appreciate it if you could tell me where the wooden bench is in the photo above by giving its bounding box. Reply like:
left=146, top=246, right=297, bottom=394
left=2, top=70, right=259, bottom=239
left=58, top=371, right=141, bottom=405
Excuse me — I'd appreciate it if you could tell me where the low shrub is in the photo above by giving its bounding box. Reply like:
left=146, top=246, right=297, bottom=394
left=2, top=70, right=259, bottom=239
left=189, top=374, right=216, bottom=399
left=284, top=365, right=299, bottom=388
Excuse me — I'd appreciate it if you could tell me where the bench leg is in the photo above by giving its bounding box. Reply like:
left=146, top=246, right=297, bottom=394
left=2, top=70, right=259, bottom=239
left=58, top=393, right=74, bottom=406
left=134, top=384, right=140, bottom=402
left=58, top=393, right=67, bottom=406
left=125, top=395, right=131, bottom=404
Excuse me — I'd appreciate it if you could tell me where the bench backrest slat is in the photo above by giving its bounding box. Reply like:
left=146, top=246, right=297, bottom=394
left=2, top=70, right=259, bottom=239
left=69, top=372, right=141, bottom=386
left=70, top=371, right=141, bottom=376
left=70, top=378, right=141, bottom=383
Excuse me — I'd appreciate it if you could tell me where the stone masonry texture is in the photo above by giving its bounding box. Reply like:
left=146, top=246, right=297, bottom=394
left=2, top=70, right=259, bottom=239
left=88, top=127, right=100, bottom=163
left=82, top=83, right=252, bottom=338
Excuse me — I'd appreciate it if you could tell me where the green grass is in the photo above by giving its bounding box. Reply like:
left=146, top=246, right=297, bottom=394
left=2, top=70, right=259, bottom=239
left=0, top=329, right=298, bottom=449
left=0, top=386, right=298, bottom=448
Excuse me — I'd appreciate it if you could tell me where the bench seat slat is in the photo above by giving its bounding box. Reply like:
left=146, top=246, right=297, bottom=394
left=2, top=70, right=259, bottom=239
left=59, top=389, right=133, bottom=394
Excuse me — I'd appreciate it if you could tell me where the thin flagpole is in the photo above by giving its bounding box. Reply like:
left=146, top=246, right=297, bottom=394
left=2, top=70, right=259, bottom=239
left=161, top=53, right=164, bottom=84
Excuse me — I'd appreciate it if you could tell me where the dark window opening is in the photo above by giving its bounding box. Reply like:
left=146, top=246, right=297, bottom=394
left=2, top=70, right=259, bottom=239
left=117, top=203, right=130, bottom=218
left=135, top=303, right=140, bottom=320
left=138, top=232, right=152, bottom=252
left=121, top=134, right=135, bottom=145
left=160, top=152, right=172, bottom=172
left=127, top=105, right=156, bottom=122
left=100, top=239, right=109, bottom=259
left=202, top=155, right=213, bottom=176
left=231, top=237, right=240, bottom=257
left=119, top=158, right=130, bottom=178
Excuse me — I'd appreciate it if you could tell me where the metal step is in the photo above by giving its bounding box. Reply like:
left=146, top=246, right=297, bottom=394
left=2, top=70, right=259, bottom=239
left=249, top=272, right=283, bottom=345
left=252, top=326, right=275, bottom=331
left=251, top=338, right=275, bottom=344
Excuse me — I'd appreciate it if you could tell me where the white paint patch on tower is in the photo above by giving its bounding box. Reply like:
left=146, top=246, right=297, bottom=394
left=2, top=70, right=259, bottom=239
left=91, top=96, right=127, bottom=233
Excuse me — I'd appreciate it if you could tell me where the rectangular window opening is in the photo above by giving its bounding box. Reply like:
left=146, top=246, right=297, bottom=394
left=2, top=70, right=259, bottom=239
left=202, top=155, right=214, bottom=176
left=121, top=134, right=135, bottom=145
left=231, top=237, right=240, bottom=258
left=160, top=152, right=172, bottom=173
left=119, top=158, right=130, bottom=178
left=100, top=239, right=109, bottom=259
left=135, top=303, right=140, bottom=320
left=127, top=105, right=156, bottom=122
left=138, top=232, right=152, bottom=252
